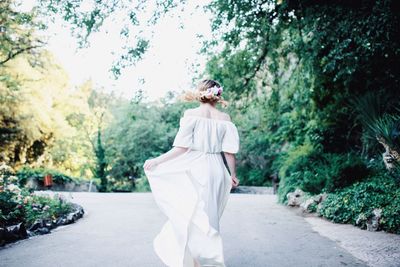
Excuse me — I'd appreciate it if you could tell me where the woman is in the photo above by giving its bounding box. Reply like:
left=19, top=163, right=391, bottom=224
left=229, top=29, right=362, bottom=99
left=143, top=79, right=240, bottom=267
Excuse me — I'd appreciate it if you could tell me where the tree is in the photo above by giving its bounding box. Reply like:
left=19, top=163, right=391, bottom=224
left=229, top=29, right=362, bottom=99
left=0, top=1, right=45, bottom=66
left=202, top=0, right=400, bottom=186
left=37, top=0, right=186, bottom=77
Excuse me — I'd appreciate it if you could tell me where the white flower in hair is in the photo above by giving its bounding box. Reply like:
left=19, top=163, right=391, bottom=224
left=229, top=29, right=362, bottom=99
left=200, top=85, right=223, bottom=98
left=211, top=85, right=223, bottom=96
left=206, top=88, right=213, bottom=97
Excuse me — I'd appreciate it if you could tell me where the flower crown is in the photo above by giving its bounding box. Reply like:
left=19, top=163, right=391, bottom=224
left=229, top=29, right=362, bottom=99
left=200, top=85, right=223, bottom=99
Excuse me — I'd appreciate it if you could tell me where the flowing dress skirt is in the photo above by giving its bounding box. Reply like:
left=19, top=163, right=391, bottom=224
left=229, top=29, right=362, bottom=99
left=144, top=148, right=232, bottom=267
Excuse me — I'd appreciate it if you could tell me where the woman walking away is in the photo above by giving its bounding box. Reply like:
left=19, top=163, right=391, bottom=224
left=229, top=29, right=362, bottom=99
left=143, top=79, right=240, bottom=267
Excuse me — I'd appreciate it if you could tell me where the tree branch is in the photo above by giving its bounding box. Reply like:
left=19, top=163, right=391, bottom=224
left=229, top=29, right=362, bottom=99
left=0, top=44, right=42, bottom=65
left=242, top=8, right=277, bottom=91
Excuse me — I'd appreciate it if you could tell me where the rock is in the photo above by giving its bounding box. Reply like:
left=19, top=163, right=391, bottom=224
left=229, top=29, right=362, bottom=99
left=36, top=227, right=50, bottom=234
left=65, top=213, right=76, bottom=224
left=366, top=208, right=382, bottom=232
left=26, top=230, right=35, bottom=237
left=5, top=223, right=28, bottom=242
left=43, top=219, right=55, bottom=229
left=28, top=219, right=43, bottom=232
left=0, top=227, right=6, bottom=246
left=58, top=203, right=85, bottom=225
left=356, top=213, right=367, bottom=226
left=1, top=198, right=85, bottom=246
left=72, top=203, right=85, bottom=218
left=231, top=186, right=274, bottom=194
left=286, top=188, right=305, bottom=207
left=300, top=198, right=316, bottom=213
left=313, top=193, right=328, bottom=203
left=56, top=216, right=67, bottom=225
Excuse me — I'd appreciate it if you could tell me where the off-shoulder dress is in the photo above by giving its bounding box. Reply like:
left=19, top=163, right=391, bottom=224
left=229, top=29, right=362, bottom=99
left=144, top=115, right=240, bottom=267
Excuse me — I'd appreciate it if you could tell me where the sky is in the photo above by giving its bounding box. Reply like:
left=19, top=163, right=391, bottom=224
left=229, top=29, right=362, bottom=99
left=19, top=1, right=214, bottom=102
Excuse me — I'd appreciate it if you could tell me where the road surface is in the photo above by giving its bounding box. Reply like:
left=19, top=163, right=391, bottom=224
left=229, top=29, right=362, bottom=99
left=0, top=192, right=368, bottom=267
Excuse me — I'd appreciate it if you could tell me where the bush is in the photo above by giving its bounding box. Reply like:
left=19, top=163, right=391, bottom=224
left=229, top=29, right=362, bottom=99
left=134, top=176, right=150, bottom=192
left=23, top=193, right=74, bottom=226
left=0, top=163, right=74, bottom=228
left=16, top=166, right=78, bottom=186
left=0, top=190, right=25, bottom=226
left=277, top=142, right=369, bottom=203
left=108, top=180, right=134, bottom=192
left=277, top=142, right=316, bottom=203
left=317, top=153, right=370, bottom=192
left=318, top=173, right=400, bottom=234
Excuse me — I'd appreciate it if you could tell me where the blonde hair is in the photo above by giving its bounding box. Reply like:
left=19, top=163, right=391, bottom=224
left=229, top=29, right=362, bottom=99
left=179, top=79, right=229, bottom=108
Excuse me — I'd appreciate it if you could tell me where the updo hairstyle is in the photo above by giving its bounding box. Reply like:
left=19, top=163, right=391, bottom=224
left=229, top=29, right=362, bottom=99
left=180, top=79, right=229, bottom=107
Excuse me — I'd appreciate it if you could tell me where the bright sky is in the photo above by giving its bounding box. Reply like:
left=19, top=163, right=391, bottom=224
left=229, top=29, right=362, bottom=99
left=20, top=1, right=214, bottom=102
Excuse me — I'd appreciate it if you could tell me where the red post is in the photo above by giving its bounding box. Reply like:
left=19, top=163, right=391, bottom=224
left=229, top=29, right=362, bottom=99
left=44, top=174, right=53, bottom=188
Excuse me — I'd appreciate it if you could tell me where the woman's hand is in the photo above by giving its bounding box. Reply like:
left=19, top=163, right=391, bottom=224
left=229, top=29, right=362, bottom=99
left=144, top=147, right=188, bottom=172
left=231, top=175, right=240, bottom=188
left=143, top=158, right=160, bottom=171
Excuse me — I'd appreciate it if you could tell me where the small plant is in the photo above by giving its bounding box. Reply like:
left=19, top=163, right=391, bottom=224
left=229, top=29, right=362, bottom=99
left=0, top=163, right=74, bottom=228
left=318, top=172, right=400, bottom=234
left=351, top=93, right=400, bottom=172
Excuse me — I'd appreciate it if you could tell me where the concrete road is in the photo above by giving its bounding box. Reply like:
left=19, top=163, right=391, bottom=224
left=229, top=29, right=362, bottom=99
left=0, top=193, right=367, bottom=267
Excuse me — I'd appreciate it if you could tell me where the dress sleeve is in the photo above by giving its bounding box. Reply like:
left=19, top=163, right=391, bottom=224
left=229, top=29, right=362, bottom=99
left=172, top=116, right=194, bottom=148
left=222, top=123, right=240, bottom=154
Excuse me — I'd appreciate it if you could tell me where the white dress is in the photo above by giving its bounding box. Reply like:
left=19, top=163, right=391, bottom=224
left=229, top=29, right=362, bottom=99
left=144, top=115, right=240, bottom=267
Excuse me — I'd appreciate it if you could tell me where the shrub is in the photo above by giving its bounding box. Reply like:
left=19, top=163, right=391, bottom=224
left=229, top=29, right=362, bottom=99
left=16, top=166, right=78, bottom=186
left=1, top=187, right=74, bottom=228
left=108, top=180, right=134, bottom=192
left=277, top=142, right=316, bottom=203
left=23, top=193, right=74, bottom=226
left=318, top=153, right=370, bottom=192
left=0, top=190, right=25, bottom=226
left=134, top=176, right=150, bottom=192
left=318, top=173, right=400, bottom=234
left=1, top=163, right=74, bottom=228
left=277, top=142, right=369, bottom=203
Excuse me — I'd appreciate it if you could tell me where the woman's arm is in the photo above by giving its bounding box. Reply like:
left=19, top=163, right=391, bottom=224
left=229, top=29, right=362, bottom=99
left=223, top=152, right=240, bottom=188
left=143, top=146, right=188, bottom=170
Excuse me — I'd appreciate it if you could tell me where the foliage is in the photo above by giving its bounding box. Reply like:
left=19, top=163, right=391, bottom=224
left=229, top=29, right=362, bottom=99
left=0, top=1, right=45, bottom=66
left=203, top=0, right=400, bottom=211
left=0, top=163, right=73, bottom=227
left=277, top=142, right=369, bottom=203
left=107, top=176, right=134, bottom=192
left=37, top=0, right=186, bottom=77
left=134, top=177, right=151, bottom=192
left=351, top=92, right=400, bottom=155
left=276, top=142, right=316, bottom=203
left=16, top=166, right=79, bottom=187
left=103, top=95, right=195, bottom=190
left=318, top=172, right=400, bottom=234
left=0, top=50, right=103, bottom=178
left=23, top=193, right=74, bottom=226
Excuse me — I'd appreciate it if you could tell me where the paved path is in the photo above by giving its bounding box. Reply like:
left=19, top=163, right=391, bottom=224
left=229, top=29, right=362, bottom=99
left=0, top=193, right=368, bottom=267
